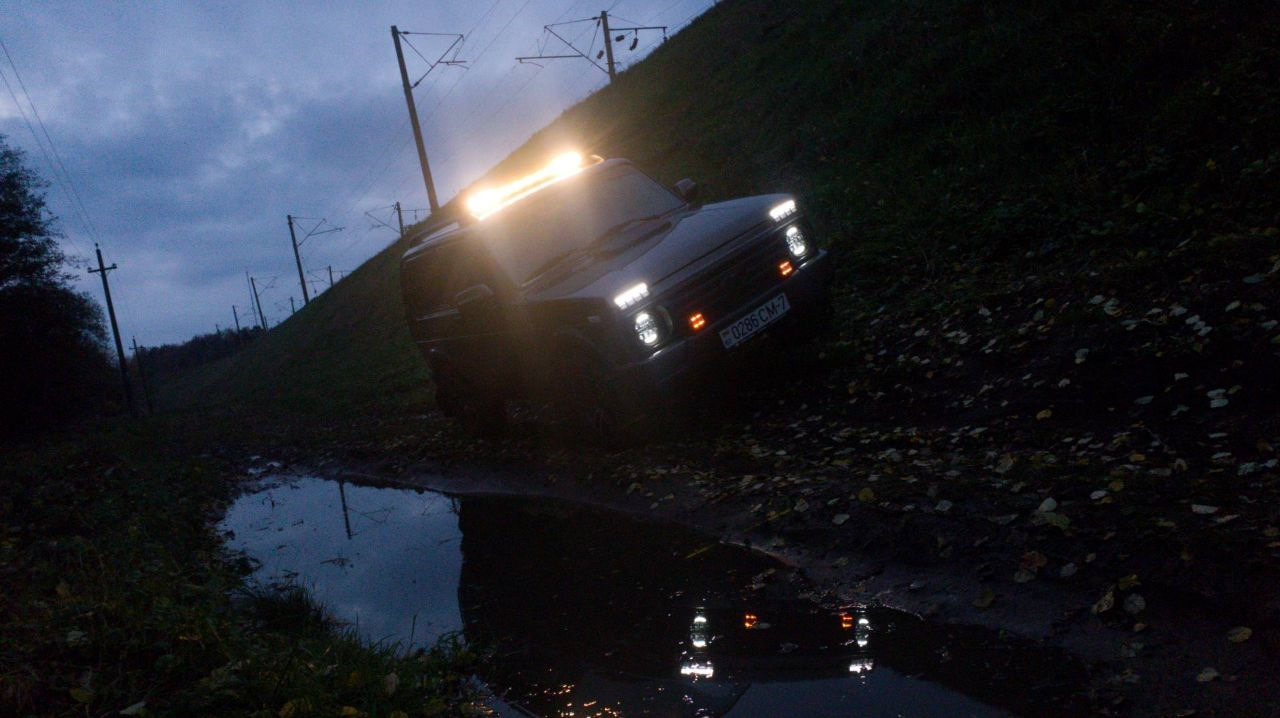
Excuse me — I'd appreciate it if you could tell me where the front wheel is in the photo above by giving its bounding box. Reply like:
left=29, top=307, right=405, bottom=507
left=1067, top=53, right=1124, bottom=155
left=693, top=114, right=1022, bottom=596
left=433, top=363, right=507, bottom=438
left=552, top=355, right=641, bottom=448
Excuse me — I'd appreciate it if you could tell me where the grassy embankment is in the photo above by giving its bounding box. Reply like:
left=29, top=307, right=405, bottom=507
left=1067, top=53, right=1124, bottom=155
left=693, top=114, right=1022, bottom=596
left=0, top=426, right=479, bottom=716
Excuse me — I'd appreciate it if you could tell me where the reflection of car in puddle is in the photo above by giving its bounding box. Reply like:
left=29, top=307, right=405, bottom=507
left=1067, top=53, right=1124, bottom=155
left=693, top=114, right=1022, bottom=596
left=453, top=498, right=1077, bottom=717
left=223, top=479, right=1086, bottom=718
left=676, top=604, right=875, bottom=713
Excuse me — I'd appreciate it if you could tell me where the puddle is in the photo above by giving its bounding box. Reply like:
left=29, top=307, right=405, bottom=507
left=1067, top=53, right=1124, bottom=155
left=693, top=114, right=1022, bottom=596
left=222, top=476, right=1087, bottom=717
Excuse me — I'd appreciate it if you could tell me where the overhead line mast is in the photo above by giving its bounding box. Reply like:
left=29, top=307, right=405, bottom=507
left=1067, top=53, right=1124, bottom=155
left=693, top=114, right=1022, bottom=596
left=516, top=11, right=666, bottom=82
left=391, top=27, right=469, bottom=215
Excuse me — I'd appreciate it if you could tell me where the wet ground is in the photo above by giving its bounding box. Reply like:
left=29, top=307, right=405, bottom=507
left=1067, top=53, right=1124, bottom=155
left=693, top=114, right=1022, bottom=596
left=222, top=475, right=1090, bottom=717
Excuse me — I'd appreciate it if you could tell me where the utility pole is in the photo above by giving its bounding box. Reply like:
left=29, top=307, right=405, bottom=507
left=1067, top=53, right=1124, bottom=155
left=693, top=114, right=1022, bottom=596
left=250, top=275, right=267, bottom=329
left=391, top=26, right=440, bottom=213
left=131, top=336, right=154, bottom=415
left=287, top=214, right=310, bottom=306
left=328, top=265, right=334, bottom=287
left=395, top=201, right=405, bottom=239
left=232, top=305, right=241, bottom=332
left=600, top=10, right=617, bottom=82
left=88, top=244, right=135, bottom=415
left=290, top=296, right=296, bottom=315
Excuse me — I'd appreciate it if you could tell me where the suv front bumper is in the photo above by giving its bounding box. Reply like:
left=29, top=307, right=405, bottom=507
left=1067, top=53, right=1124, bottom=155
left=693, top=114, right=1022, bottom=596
left=616, top=247, right=832, bottom=399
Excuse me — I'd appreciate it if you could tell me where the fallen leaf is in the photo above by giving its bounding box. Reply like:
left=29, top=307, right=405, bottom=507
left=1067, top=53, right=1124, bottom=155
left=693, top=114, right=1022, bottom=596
left=120, top=701, right=146, bottom=716
left=1227, top=626, right=1252, bottom=643
left=70, top=688, right=93, bottom=704
left=1191, top=504, right=1220, bottom=515
left=1196, top=667, right=1219, bottom=683
left=832, top=513, right=850, bottom=526
left=973, top=587, right=995, bottom=608
left=794, top=498, right=809, bottom=512
left=1093, top=588, right=1115, bottom=614
left=858, top=487, right=876, bottom=502
left=1036, top=409, right=1053, bottom=420
left=1118, top=574, right=1141, bottom=591
left=1037, top=497, right=1058, bottom=513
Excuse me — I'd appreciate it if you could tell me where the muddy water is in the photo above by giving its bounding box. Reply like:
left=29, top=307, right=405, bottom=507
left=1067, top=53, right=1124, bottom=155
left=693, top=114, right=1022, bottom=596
left=222, top=476, right=1086, bottom=717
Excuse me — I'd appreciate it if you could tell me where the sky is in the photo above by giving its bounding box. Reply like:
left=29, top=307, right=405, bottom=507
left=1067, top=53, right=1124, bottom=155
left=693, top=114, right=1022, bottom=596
left=0, top=0, right=711, bottom=346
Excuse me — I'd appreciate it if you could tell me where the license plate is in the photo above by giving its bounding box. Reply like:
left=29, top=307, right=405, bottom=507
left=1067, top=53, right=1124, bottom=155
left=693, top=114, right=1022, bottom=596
left=720, top=293, right=790, bottom=349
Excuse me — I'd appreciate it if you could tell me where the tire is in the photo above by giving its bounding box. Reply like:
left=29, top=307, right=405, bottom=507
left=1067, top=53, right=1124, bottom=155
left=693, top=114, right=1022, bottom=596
left=433, top=362, right=507, bottom=438
left=552, top=354, right=639, bottom=448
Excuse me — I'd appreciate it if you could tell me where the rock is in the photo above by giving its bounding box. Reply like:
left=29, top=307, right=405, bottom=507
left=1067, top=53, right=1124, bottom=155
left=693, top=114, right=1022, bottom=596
left=1124, top=594, right=1146, bottom=615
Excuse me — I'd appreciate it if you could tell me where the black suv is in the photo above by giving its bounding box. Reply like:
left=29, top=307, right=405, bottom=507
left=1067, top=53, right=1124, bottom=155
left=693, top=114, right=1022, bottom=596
left=399, top=153, right=831, bottom=439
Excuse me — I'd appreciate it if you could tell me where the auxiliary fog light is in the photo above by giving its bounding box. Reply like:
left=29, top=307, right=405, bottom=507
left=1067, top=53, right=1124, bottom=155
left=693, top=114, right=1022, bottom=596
left=614, top=281, right=649, bottom=310
left=635, top=311, right=661, bottom=346
left=769, top=199, right=796, bottom=222
left=785, top=225, right=808, bottom=258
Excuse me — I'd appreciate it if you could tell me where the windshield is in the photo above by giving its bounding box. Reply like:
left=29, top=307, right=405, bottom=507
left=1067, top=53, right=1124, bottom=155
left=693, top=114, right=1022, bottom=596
left=475, top=166, right=683, bottom=285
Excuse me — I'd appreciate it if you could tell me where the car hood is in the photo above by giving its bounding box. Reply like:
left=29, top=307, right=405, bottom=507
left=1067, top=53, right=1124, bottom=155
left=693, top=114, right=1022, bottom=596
left=530, top=193, right=790, bottom=303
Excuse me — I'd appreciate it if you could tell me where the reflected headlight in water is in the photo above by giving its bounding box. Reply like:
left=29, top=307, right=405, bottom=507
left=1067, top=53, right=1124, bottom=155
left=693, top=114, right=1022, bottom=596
left=848, top=658, right=875, bottom=674
left=785, top=225, right=808, bottom=258
left=681, top=661, right=715, bottom=678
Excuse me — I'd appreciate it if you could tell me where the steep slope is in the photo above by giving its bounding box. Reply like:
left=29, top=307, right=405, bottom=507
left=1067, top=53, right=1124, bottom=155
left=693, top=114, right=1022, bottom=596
left=162, top=0, right=1280, bottom=434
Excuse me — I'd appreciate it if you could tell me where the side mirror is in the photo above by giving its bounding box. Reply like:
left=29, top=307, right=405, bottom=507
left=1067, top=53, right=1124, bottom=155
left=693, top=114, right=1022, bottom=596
left=454, top=283, right=496, bottom=319
left=674, top=178, right=699, bottom=202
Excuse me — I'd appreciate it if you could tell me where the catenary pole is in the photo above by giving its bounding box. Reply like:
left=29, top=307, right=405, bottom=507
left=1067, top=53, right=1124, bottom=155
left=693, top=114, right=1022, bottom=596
left=88, top=244, right=135, bottom=415
left=600, top=11, right=617, bottom=81
left=232, top=304, right=241, bottom=332
left=396, top=201, right=405, bottom=239
left=391, top=26, right=440, bottom=212
left=287, top=214, right=310, bottom=305
left=250, top=275, right=267, bottom=329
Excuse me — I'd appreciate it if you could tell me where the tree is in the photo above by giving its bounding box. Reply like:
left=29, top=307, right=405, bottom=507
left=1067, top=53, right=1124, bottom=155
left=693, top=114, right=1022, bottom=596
left=0, top=134, right=113, bottom=438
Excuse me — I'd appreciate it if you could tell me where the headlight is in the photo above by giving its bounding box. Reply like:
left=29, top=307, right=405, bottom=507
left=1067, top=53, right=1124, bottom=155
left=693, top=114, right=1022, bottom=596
left=785, top=225, right=808, bottom=258
left=634, top=310, right=662, bottom=346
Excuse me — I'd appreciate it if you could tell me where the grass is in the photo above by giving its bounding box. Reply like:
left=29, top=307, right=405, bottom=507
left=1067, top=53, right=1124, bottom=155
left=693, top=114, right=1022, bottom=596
left=0, top=423, right=480, bottom=716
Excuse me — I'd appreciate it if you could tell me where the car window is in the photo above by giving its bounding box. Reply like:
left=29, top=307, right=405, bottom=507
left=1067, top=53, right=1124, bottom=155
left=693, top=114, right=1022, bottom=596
left=404, top=244, right=489, bottom=317
left=475, top=166, right=682, bottom=285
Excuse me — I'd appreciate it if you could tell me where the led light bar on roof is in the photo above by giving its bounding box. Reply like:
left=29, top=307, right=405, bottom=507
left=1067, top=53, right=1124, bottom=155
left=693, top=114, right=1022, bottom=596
left=466, top=151, right=600, bottom=219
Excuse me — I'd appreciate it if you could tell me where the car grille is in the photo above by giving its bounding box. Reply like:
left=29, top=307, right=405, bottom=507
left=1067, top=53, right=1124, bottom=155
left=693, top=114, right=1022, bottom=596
left=663, top=231, right=789, bottom=336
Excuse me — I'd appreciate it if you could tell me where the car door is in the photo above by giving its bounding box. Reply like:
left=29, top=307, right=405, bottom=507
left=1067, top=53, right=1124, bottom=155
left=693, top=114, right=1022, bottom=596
left=444, top=246, right=520, bottom=395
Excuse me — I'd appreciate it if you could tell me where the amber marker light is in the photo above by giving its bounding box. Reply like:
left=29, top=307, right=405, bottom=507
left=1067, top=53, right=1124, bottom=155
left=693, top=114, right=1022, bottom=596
left=840, top=612, right=854, bottom=630
left=744, top=612, right=759, bottom=629
left=778, top=260, right=794, bottom=277
left=689, top=312, right=706, bottom=331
